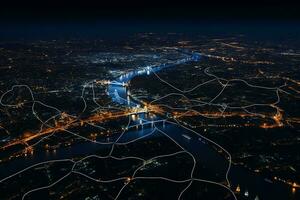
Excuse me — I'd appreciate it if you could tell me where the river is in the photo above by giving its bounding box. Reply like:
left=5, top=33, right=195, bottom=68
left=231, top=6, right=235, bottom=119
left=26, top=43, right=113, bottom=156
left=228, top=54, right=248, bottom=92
left=107, top=51, right=296, bottom=200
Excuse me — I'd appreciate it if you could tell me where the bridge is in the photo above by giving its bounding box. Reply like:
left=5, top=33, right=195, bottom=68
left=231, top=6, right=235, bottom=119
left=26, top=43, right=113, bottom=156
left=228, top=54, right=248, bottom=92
left=109, top=81, right=128, bottom=87
left=127, top=119, right=166, bottom=129
left=96, top=80, right=128, bottom=87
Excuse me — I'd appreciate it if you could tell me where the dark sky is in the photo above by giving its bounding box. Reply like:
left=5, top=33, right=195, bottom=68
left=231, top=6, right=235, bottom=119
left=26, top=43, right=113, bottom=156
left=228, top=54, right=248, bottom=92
left=1, top=0, right=300, bottom=40
left=1, top=0, right=300, bottom=21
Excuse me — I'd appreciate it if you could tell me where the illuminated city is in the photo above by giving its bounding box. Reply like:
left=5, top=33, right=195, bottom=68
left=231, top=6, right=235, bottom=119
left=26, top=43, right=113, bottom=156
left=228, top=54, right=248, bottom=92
left=0, top=1, right=300, bottom=200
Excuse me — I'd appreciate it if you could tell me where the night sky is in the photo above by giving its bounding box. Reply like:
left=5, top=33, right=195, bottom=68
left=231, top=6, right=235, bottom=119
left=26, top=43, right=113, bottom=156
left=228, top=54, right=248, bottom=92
left=1, top=0, right=300, bottom=21
left=1, top=0, right=300, bottom=40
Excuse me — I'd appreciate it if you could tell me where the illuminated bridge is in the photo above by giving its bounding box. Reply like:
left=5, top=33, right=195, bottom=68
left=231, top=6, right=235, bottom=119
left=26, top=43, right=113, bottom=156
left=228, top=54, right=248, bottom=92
left=109, top=80, right=128, bottom=87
